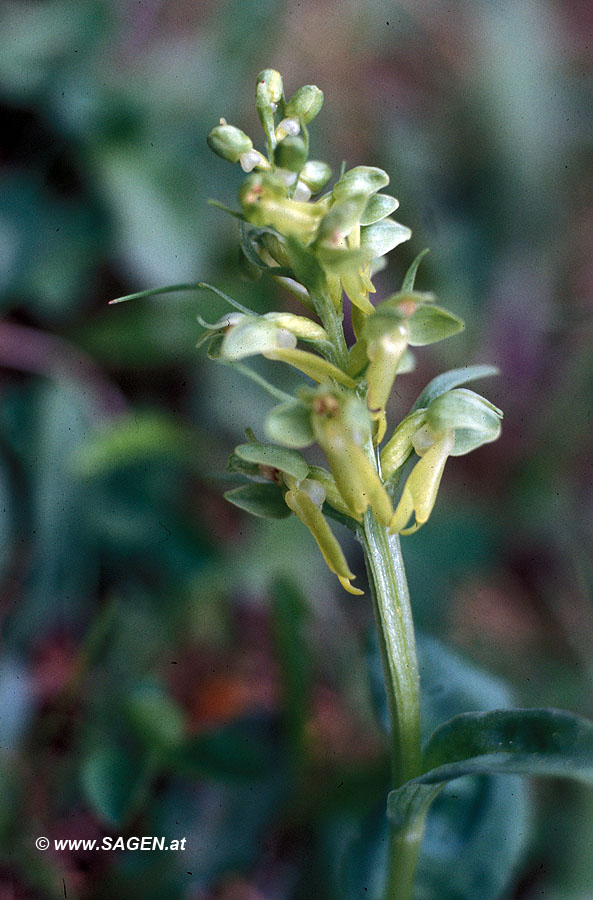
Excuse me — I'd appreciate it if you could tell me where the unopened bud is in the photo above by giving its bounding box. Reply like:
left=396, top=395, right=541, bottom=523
left=256, top=69, right=284, bottom=146
left=256, top=69, right=284, bottom=107
left=299, top=160, right=332, bottom=195
left=285, top=85, right=324, bottom=124
left=274, top=136, right=307, bottom=173
left=207, top=124, right=253, bottom=163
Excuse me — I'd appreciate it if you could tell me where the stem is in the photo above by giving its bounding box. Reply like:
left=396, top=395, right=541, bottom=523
left=311, top=289, right=349, bottom=370
left=360, top=510, right=424, bottom=900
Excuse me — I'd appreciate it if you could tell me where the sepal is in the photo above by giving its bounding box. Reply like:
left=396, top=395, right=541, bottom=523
left=332, top=166, right=389, bottom=202
left=233, top=442, right=309, bottom=482
left=360, top=193, right=399, bottom=226
left=265, top=400, right=316, bottom=448
left=426, top=389, right=502, bottom=455
left=224, top=482, right=291, bottom=519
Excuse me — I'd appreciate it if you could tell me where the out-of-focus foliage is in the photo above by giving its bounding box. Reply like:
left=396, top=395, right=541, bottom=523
left=1, top=1, right=593, bottom=898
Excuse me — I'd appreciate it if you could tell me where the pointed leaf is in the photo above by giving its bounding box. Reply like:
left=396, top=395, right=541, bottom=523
left=412, top=365, right=499, bottom=411
left=224, top=482, right=291, bottom=519
left=81, top=743, right=150, bottom=827
left=234, top=442, right=309, bottom=481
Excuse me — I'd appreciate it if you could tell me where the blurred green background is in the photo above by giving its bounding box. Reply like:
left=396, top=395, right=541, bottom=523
left=1, top=1, right=592, bottom=898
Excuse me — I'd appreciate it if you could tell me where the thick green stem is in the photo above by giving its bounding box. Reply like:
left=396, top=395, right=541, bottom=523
left=361, top=512, right=421, bottom=785
left=360, top=510, right=424, bottom=900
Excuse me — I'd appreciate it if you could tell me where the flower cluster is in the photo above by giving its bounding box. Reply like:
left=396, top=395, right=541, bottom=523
left=205, top=70, right=502, bottom=594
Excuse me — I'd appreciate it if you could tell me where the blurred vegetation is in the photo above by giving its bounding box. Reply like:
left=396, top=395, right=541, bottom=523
left=1, top=1, right=592, bottom=898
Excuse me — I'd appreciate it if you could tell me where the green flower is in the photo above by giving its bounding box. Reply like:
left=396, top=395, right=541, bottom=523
left=389, top=390, right=503, bottom=534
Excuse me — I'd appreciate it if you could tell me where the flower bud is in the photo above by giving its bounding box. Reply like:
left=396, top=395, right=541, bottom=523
left=274, top=135, right=308, bottom=173
left=256, top=69, right=284, bottom=107
left=207, top=124, right=253, bottom=163
left=299, top=160, right=332, bottom=195
left=365, top=325, right=409, bottom=418
left=238, top=173, right=288, bottom=226
left=256, top=69, right=284, bottom=146
left=285, top=85, right=324, bottom=124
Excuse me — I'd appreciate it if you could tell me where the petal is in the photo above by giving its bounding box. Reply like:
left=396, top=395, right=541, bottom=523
left=389, top=430, right=454, bottom=534
left=285, top=488, right=363, bottom=594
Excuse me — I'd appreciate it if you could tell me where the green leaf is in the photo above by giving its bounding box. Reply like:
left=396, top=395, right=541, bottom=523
left=401, top=248, right=430, bottom=291
left=407, top=305, right=464, bottom=346
left=81, top=742, right=152, bottom=827
left=344, top=634, right=529, bottom=900
left=359, top=218, right=412, bottom=259
left=265, top=400, right=315, bottom=448
left=234, top=442, right=309, bottom=481
left=416, top=708, right=593, bottom=786
left=72, top=412, right=197, bottom=477
left=360, top=194, right=399, bottom=226
left=412, top=365, right=499, bottom=411
left=270, top=577, right=312, bottom=768
left=224, top=482, right=290, bottom=519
